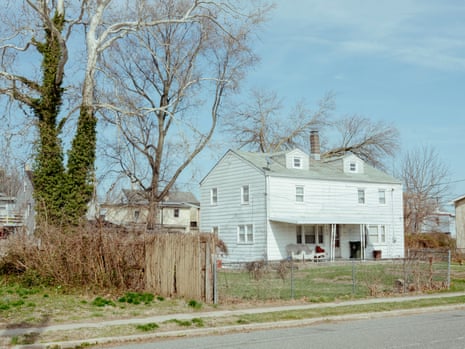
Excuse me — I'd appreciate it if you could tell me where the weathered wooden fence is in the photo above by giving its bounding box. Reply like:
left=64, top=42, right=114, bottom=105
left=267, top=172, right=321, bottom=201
left=145, top=234, right=216, bottom=303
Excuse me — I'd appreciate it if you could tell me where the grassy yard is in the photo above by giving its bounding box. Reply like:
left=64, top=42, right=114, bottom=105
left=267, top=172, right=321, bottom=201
left=217, top=260, right=465, bottom=302
left=1, top=261, right=465, bottom=346
left=0, top=261, right=464, bottom=328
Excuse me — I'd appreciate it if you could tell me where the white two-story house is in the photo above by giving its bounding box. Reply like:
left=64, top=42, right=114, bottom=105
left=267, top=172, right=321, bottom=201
left=200, top=136, right=404, bottom=263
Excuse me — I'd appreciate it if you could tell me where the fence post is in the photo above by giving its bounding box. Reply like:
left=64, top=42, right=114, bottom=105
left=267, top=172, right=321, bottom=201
left=447, top=249, right=451, bottom=289
left=213, top=252, right=218, bottom=304
left=290, top=257, right=294, bottom=299
left=352, top=260, right=356, bottom=294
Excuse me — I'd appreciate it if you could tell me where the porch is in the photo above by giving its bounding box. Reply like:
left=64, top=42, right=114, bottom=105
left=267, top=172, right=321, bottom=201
left=269, top=219, right=388, bottom=261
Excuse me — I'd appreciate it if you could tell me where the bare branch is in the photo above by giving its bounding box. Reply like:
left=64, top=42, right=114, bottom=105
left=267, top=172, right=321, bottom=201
left=324, top=115, right=400, bottom=170
left=400, top=145, right=450, bottom=234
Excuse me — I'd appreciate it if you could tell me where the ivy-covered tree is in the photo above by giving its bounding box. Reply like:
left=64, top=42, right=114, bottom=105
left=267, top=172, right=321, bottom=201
left=0, top=2, right=97, bottom=226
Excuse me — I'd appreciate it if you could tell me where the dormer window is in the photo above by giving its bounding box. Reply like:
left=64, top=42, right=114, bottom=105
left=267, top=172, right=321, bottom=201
left=293, top=157, right=302, bottom=168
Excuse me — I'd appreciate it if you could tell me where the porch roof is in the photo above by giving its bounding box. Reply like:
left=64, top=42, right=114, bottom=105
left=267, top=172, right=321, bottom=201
left=269, top=216, right=367, bottom=225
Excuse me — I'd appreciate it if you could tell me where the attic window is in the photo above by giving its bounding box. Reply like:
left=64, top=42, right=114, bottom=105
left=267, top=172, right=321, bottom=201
left=349, top=162, right=357, bottom=172
left=293, top=157, right=302, bottom=168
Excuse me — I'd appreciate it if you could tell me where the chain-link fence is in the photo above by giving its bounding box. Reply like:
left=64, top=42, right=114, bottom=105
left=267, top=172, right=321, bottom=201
left=216, top=250, right=451, bottom=303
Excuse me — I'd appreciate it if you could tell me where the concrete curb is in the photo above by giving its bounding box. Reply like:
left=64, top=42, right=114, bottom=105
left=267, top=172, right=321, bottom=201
left=6, top=292, right=465, bottom=348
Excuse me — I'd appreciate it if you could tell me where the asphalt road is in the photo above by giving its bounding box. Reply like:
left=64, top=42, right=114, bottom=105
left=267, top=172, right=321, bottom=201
left=110, top=308, right=465, bottom=349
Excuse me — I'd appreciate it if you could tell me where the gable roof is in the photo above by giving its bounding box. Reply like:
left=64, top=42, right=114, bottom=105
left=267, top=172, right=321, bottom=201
left=453, top=194, right=465, bottom=204
left=116, top=189, right=199, bottom=206
left=231, top=149, right=401, bottom=185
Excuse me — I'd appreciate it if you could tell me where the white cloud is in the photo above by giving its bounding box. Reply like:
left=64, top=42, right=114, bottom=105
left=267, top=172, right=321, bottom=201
left=271, top=0, right=465, bottom=71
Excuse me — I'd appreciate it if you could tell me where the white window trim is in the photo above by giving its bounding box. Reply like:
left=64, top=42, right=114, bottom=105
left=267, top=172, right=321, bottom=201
left=211, top=187, right=218, bottom=205
left=349, top=162, right=357, bottom=172
left=358, top=188, right=365, bottom=204
left=378, top=189, right=386, bottom=205
left=237, top=224, right=254, bottom=244
left=241, top=185, right=250, bottom=205
left=296, top=185, right=304, bottom=203
left=368, top=224, right=387, bottom=244
left=293, top=156, right=302, bottom=168
left=296, top=225, right=324, bottom=245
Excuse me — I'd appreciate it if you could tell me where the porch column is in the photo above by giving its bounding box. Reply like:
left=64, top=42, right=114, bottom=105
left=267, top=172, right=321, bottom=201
left=330, top=224, right=336, bottom=261
left=359, top=224, right=366, bottom=260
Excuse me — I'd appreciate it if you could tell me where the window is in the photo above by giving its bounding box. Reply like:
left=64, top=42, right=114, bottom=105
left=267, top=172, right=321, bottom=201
left=349, top=162, right=357, bottom=172
left=358, top=189, right=365, bottom=204
left=296, top=226, right=302, bottom=244
left=369, top=225, right=386, bottom=244
left=211, top=188, right=218, bottom=205
left=293, top=157, right=302, bottom=168
left=174, top=208, right=179, bottom=217
left=238, top=224, right=253, bottom=243
left=296, top=225, right=324, bottom=244
left=317, top=225, right=324, bottom=244
left=304, top=226, right=315, bottom=244
left=241, top=185, right=249, bottom=204
left=134, top=210, right=140, bottom=221
left=212, top=226, right=219, bottom=235
left=378, top=189, right=386, bottom=204
left=296, top=185, right=304, bottom=202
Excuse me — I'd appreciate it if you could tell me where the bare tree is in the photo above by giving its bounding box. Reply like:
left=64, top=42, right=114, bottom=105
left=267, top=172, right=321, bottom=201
left=222, top=92, right=399, bottom=170
left=323, top=115, right=400, bottom=170
left=222, top=89, right=335, bottom=152
left=99, top=0, right=270, bottom=229
left=2, top=0, right=248, bottom=226
left=400, top=146, right=450, bottom=234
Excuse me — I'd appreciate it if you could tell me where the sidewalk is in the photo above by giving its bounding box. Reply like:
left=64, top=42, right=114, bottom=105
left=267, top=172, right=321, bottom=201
left=4, top=292, right=465, bottom=348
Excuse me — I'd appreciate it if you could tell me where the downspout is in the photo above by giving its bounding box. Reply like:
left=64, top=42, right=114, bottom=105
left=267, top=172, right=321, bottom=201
left=264, top=174, right=270, bottom=262
left=391, top=188, right=396, bottom=256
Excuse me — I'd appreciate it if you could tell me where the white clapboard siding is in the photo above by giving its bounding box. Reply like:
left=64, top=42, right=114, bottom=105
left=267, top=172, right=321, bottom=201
left=200, top=151, right=267, bottom=262
left=200, top=149, right=405, bottom=262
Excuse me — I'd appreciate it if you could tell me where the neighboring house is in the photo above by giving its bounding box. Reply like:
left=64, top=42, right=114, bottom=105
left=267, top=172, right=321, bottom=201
left=0, top=167, right=35, bottom=236
left=100, top=190, right=200, bottom=233
left=453, top=195, right=465, bottom=253
left=200, top=133, right=404, bottom=263
left=0, top=193, right=18, bottom=237
left=421, top=211, right=455, bottom=236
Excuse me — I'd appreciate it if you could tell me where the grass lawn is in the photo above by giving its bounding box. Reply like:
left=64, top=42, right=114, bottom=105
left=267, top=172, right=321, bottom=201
left=0, top=261, right=464, bottom=328
left=1, top=261, right=465, bottom=346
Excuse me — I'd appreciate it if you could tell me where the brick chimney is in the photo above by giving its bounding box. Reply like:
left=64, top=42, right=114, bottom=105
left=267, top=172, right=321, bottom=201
left=310, top=130, right=321, bottom=161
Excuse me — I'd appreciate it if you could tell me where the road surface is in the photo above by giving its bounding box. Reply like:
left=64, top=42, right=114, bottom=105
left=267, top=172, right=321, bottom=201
left=109, top=308, right=465, bottom=349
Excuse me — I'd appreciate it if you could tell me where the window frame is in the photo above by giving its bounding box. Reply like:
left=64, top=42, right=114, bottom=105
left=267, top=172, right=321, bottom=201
left=241, top=185, right=250, bottom=205
left=296, top=226, right=303, bottom=244
left=237, top=224, right=254, bottom=244
left=317, top=225, right=324, bottom=244
left=293, top=156, right=302, bottom=168
left=295, top=185, right=304, bottom=203
left=210, top=187, right=218, bottom=205
left=368, top=224, right=386, bottom=244
left=173, top=208, right=179, bottom=218
left=296, top=225, right=324, bottom=245
left=357, top=188, right=365, bottom=204
left=349, top=162, right=357, bottom=172
left=378, top=189, right=386, bottom=205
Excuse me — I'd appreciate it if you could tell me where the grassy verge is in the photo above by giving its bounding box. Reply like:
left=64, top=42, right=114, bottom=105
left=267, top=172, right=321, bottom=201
left=7, top=295, right=465, bottom=346
left=1, top=261, right=464, bottom=346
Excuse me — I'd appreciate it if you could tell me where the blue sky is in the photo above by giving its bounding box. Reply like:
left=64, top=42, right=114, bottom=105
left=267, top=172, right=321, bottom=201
left=234, top=0, right=465, bottom=204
